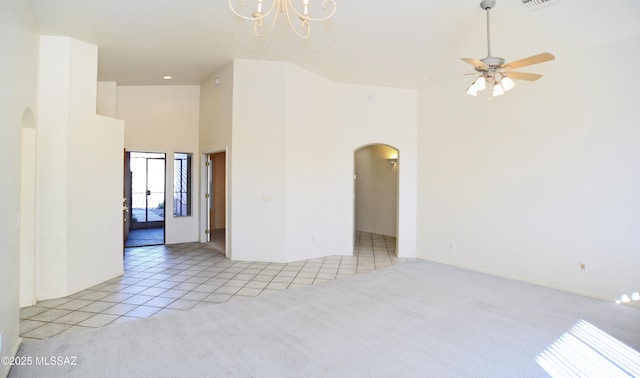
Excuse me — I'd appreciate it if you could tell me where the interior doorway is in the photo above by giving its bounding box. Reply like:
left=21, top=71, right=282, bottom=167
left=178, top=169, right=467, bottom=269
left=353, top=144, right=399, bottom=255
left=206, top=151, right=226, bottom=254
left=124, top=151, right=166, bottom=247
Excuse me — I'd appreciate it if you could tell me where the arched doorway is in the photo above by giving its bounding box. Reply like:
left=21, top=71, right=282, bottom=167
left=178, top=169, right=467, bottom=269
left=353, top=144, right=399, bottom=267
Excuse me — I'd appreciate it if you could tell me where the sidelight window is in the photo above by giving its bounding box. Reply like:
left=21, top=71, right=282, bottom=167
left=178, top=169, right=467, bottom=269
left=174, top=153, right=192, bottom=217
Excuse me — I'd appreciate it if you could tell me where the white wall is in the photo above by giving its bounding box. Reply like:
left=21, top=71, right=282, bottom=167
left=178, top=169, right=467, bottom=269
left=231, top=60, right=287, bottom=262
left=417, top=36, right=640, bottom=301
left=200, top=66, right=233, bottom=153
left=36, top=36, right=125, bottom=298
left=283, top=63, right=337, bottom=261
left=66, top=114, right=125, bottom=294
left=355, top=144, right=399, bottom=236
left=0, top=0, right=39, bottom=369
left=117, top=85, right=201, bottom=244
left=19, top=125, right=37, bottom=307
left=97, top=81, right=117, bottom=117
left=333, top=84, right=418, bottom=258
left=36, top=36, right=72, bottom=299
left=229, top=60, right=418, bottom=262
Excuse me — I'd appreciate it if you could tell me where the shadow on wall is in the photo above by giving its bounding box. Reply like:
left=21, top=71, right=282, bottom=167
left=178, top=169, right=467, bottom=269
left=354, top=144, right=398, bottom=238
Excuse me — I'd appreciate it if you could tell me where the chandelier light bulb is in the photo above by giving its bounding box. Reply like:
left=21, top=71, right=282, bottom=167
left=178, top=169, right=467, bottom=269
left=621, top=294, right=631, bottom=303
left=632, top=292, right=640, bottom=301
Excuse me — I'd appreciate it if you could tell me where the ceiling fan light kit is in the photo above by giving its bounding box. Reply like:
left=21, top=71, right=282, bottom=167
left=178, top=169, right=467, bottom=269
left=462, top=0, right=555, bottom=97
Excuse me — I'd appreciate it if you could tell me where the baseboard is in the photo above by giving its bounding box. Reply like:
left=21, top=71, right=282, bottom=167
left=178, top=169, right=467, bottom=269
left=19, top=299, right=37, bottom=309
left=1, top=337, right=22, bottom=378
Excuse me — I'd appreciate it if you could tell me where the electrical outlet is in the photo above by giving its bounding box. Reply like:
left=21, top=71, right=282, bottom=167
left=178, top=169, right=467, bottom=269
left=580, top=263, right=586, bottom=271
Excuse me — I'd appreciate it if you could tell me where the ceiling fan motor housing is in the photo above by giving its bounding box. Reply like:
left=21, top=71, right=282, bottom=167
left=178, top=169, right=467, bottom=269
left=479, top=56, right=505, bottom=70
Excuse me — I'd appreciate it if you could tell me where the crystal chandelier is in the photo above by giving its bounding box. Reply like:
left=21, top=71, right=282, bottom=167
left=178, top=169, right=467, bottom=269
left=228, top=0, right=337, bottom=39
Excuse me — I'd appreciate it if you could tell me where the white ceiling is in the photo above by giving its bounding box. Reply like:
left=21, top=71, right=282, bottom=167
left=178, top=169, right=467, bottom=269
left=28, top=0, right=640, bottom=88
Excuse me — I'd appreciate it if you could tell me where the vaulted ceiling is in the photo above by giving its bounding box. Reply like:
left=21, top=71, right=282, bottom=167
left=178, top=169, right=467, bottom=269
left=28, top=0, right=640, bottom=87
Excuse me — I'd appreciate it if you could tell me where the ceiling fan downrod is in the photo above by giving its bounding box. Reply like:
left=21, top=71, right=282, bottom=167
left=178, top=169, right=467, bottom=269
left=479, top=0, right=504, bottom=68
left=482, top=0, right=494, bottom=57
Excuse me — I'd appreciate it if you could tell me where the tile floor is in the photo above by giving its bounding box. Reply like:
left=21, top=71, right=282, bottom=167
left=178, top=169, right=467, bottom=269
left=19, top=231, right=406, bottom=341
left=124, top=227, right=165, bottom=248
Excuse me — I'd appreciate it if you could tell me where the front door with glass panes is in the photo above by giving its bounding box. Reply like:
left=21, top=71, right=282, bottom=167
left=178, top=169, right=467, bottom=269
left=129, top=152, right=166, bottom=231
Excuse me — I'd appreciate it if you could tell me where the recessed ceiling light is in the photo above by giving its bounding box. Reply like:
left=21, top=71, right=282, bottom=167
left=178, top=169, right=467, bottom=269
left=163, top=75, right=172, bottom=80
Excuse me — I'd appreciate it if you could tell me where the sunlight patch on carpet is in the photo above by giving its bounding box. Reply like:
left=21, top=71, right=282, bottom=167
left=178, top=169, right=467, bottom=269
left=536, top=320, right=640, bottom=377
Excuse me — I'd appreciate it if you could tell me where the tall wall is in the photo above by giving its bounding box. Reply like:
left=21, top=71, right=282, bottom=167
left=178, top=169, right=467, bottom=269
left=283, top=63, right=338, bottom=261
left=117, top=85, right=201, bottom=244
left=200, top=65, right=233, bottom=153
left=36, top=36, right=125, bottom=298
left=417, top=36, right=640, bottom=301
left=96, top=82, right=117, bottom=117
left=231, top=60, right=288, bottom=262
left=20, top=124, right=37, bottom=307
left=227, top=60, right=418, bottom=262
left=0, top=0, right=39, bottom=371
left=333, top=84, right=418, bottom=258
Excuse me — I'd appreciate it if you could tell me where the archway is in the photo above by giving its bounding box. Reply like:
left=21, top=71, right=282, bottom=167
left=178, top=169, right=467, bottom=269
left=353, top=144, right=399, bottom=263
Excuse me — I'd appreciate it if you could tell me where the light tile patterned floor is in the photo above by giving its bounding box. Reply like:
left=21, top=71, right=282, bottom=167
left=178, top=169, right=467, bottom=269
left=19, top=231, right=406, bottom=341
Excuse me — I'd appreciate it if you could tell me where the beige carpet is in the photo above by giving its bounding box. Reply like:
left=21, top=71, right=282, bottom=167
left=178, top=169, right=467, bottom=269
left=10, top=260, right=640, bottom=377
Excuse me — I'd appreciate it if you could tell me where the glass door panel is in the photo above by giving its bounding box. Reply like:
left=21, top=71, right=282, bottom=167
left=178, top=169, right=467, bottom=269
left=129, top=152, right=165, bottom=227
left=147, top=158, right=165, bottom=221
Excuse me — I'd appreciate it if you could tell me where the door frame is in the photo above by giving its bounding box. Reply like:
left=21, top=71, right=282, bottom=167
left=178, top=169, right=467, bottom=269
left=125, top=150, right=166, bottom=245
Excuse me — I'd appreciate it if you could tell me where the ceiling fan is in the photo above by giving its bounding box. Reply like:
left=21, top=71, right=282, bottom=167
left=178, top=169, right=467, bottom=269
left=462, top=0, right=554, bottom=96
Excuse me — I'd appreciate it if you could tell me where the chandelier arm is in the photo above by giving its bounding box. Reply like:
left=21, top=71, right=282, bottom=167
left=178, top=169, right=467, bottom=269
left=315, top=0, right=337, bottom=21
left=255, top=3, right=282, bottom=37
left=284, top=1, right=311, bottom=39
left=285, top=0, right=336, bottom=22
left=228, top=0, right=277, bottom=22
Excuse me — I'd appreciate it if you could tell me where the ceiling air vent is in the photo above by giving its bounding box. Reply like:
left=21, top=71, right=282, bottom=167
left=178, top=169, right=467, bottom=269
left=520, top=0, right=561, bottom=11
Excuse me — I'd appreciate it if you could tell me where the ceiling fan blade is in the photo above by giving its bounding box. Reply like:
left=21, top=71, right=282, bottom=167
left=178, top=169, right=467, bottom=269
left=504, top=71, right=543, bottom=81
left=460, top=58, right=489, bottom=70
left=502, top=52, right=555, bottom=70
left=426, top=72, right=477, bottom=80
